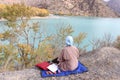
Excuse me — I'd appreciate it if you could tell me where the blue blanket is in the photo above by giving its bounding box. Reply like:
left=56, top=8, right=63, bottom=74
left=41, top=61, right=88, bottom=78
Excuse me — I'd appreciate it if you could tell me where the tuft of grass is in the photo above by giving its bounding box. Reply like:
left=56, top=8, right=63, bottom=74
left=90, top=34, right=114, bottom=50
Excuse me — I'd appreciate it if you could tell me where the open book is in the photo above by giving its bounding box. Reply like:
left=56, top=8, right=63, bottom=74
left=47, top=63, right=58, bottom=73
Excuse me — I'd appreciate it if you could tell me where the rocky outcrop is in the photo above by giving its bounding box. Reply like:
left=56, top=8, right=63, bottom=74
left=79, top=47, right=120, bottom=80
left=45, top=0, right=118, bottom=17
left=0, top=47, right=120, bottom=80
left=0, top=0, right=118, bottom=17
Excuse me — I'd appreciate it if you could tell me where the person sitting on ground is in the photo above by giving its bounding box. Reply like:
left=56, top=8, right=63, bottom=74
left=47, top=36, right=80, bottom=74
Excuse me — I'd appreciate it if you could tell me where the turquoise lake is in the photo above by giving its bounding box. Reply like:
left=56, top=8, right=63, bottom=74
left=0, top=16, right=120, bottom=51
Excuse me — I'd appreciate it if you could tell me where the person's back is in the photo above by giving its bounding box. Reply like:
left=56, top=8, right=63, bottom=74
left=58, top=36, right=79, bottom=71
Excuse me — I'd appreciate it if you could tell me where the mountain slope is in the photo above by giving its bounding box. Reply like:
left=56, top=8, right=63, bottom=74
left=107, top=0, right=120, bottom=13
left=37, top=0, right=118, bottom=17
left=0, top=0, right=119, bottom=17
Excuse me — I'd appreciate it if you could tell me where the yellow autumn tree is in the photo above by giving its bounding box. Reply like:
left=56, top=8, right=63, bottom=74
left=0, top=44, right=18, bottom=72
left=0, top=3, right=87, bottom=71
left=0, top=4, right=6, bottom=18
left=31, top=7, right=49, bottom=17
left=0, top=3, right=52, bottom=70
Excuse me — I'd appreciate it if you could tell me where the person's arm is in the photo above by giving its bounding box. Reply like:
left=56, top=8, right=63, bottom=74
left=75, top=47, right=80, bottom=59
left=57, top=49, right=64, bottom=62
left=51, top=57, right=59, bottom=64
left=77, top=49, right=80, bottom=59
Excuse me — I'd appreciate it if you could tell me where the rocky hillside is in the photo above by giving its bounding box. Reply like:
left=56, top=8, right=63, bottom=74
left=107, top=0, right=120, bottom=13
left=45, top=0, right=118, bottom=17
left=0, top=47, right=120, bottom=80
left=0, top=0, right=119, bottom=17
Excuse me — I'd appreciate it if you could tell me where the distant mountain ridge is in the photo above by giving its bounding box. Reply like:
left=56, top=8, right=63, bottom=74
left=0, top=0, right=119, bottom=17
left=107, top=0, right=120, bottom=13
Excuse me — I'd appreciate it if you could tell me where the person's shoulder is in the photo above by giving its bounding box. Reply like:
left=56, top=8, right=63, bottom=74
left=71, top=46, right=77, bottom=48
left=71, top=46, right=79, bottom=50
left=63, top=46, right=77, bottom=49
left=62, top=46, right=68, bottom=50
left=62, top=46, right=70, bottom=51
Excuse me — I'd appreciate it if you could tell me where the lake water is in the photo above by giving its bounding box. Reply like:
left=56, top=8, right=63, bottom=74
left=0, top=16, right=120, bottom=51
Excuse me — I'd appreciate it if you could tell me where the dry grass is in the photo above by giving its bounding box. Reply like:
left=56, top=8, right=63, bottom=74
left=0, top=47, right=120, bottom=80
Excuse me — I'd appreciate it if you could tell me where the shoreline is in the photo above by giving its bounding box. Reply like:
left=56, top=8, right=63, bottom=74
left=0, top=14, right=63, bottom=21
left=1, top=15, right=120, bottom=22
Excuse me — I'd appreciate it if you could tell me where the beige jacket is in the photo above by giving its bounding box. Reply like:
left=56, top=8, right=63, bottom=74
left=58, top=46, right=79, bottom=71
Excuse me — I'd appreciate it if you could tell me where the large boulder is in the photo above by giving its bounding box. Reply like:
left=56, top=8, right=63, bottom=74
left=0, top=47, right=120, bottom=80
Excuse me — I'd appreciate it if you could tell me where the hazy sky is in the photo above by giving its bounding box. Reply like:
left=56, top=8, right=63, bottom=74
left=104, top=0, right=110, bottom=2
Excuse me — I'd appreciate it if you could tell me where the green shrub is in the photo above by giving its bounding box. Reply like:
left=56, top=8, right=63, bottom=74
left=49, top=25, right=74, bottom=57
left=90, top=34, right=113, bottom=50
left=0, top=44, right=17, bottom=71
left=74, top=32, right=87, bottom=51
